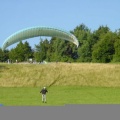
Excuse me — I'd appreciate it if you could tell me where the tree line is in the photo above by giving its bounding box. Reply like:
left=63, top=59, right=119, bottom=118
left=0, top=24, right=120, bottom=63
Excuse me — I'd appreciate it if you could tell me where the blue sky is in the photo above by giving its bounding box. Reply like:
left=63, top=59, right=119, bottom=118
left=0, top=0, right=120, bottom=49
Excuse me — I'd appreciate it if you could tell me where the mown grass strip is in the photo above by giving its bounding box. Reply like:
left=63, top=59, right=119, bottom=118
left=0, top=86, right=120, bottom=106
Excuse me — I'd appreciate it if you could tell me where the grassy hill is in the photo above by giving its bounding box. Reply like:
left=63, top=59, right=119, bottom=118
left=0, top=62, right=120, bottom=87
left=1, top=62, right=120, bottom=105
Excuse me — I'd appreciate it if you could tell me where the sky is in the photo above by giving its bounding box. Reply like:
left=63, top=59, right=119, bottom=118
left=0, top=0, right=120, bottom=49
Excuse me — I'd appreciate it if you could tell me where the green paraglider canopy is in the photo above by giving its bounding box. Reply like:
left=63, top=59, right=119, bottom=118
left=2, top=26, right=79, bottom=50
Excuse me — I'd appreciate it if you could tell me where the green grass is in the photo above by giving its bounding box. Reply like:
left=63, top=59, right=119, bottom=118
left=1, top=86, right=120, bottom=106
left=0, top=63, right=120, bottom=105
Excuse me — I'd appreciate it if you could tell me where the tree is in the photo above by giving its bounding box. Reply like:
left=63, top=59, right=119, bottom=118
left=48, top=37, right=63, bottom=62
left=72, top=24, right=97, bottom=62
left=113, top=39, right=120, bottom=62
left=34, top=39, right=50, bottom=62
left=9, top=48, right=18, bottom=62
left=77, top=32, right=96, bottom=62
left=23, top=41, right=33, bottom=61
left=9, top=41, right=33, bottom=62
left=0, top=48, right=9, bottom=62
left=72, top=23, right=90, bottom=46
left=6, top=24, right=120, bottom=63
left=92, top=32, right=116, bottom=63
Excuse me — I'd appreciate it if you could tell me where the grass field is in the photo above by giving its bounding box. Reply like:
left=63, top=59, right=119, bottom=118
left=0, top=62, right=120, bottom=105
left=1, top=86, right=120, bottom=106
left=0, top=62, right=120, bottom=87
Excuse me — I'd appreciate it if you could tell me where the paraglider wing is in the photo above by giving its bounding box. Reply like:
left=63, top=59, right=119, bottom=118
left=2, top=26, right=79, bottom=50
